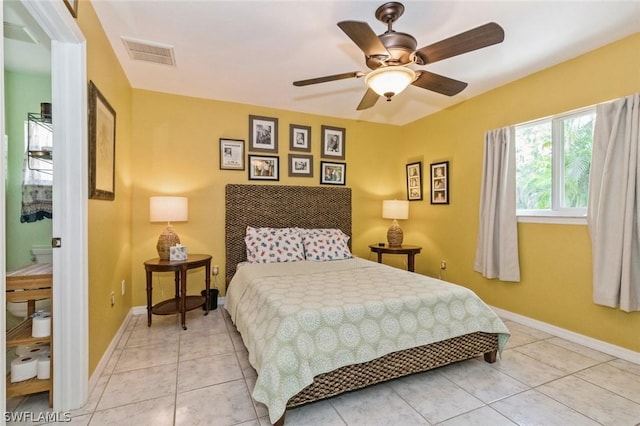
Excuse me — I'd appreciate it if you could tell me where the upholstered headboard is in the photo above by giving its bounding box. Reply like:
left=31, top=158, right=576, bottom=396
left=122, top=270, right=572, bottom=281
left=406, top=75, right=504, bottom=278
left=225, top=184, right=352, bottom=284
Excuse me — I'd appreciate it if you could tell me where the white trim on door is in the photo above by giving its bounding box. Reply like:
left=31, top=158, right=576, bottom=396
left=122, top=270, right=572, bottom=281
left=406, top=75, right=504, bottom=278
left=1, top=3, right=6, bottom=416
left=17, top=0, right=88, bottom=411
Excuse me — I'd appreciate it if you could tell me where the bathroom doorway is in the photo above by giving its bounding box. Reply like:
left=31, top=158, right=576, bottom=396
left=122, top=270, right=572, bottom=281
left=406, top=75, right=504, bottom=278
left=2, top=0, right=88, bottom=414
left=3, top=0, right=53, bottom=329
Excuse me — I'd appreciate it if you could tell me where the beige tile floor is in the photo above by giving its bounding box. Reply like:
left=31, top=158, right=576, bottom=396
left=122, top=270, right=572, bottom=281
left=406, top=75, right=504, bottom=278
left=7, top=306, right=640, bottom=425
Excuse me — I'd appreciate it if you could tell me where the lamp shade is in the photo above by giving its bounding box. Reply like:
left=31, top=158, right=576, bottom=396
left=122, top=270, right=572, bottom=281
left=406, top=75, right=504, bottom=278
left=150, top=196, right=188, bottom=223
left=364, top=66, right=416, bottom=98
left=382, top=200, right=409, bottom=220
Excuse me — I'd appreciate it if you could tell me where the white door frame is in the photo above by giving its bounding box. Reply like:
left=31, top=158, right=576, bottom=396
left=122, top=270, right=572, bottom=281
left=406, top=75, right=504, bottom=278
left=2, top=0, right=88, bottom=411
left=0, top=3, right=6, bottom=415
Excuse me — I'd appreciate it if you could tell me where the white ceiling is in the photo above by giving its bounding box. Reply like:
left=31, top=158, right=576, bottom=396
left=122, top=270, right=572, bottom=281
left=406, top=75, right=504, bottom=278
left=5, top=1, right=640, bottom=126
left=3, top=0, right=51, bottom=75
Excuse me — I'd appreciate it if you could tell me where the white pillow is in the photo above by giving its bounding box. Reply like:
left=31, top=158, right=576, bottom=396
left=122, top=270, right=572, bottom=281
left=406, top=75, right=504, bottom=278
left=244, top=229, right=305, bottom=263
left=301, top=229, right=352, bottom=261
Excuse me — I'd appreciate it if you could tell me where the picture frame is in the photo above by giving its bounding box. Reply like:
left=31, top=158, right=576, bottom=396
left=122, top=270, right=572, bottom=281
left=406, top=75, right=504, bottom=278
left=63, top=0, right=77, bottom=18
left=430, top=161, right=449, bottom=204
left=321, top=125, right=345, bottom=160
left=288, top=154, right=313, bottom=177
left=289, top=124, right=311, bottom=152
left=249, top=115, right=278, bottom=153
left=406, top=162, right=423, bottom=201
left=248, top=155, right=279, bottom=181
left=219, top=138, right=245, bottom=170
left=88, top=81, right=116, bottom=201
left=320, top=161, right=346, bottom=185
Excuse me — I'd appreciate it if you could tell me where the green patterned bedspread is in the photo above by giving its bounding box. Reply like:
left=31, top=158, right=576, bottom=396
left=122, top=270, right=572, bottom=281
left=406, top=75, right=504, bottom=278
left=225, top=258, right=510, bottom=424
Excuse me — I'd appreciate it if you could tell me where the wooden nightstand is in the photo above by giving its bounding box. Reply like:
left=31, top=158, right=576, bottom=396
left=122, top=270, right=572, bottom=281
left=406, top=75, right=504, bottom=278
left=144, top=254, right=212, bottom=330
left=369, top=244, right=422, bottom=272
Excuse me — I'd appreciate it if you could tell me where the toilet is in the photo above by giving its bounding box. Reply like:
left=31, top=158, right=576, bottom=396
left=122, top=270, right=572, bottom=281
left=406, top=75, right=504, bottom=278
left=31, top=245, right=53, bottom=264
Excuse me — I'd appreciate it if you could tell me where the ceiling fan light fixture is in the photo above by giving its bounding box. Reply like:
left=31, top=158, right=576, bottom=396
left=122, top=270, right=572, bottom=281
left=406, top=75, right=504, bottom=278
left=365, top=66, right=416, bottom=100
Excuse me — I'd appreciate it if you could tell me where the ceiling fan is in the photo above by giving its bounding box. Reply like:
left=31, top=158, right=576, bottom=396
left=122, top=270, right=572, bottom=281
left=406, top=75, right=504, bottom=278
left=293, top=2, right=505, bottom=110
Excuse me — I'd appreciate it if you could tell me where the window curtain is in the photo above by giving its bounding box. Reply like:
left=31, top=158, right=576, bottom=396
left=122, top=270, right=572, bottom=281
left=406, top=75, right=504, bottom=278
left=21, top=184, right=52, bottom=223
left=21, top=144, right=52, bottom=223
left=474, top=127, right=521, bottom=282
left=587, top=93, right=639, bottom=312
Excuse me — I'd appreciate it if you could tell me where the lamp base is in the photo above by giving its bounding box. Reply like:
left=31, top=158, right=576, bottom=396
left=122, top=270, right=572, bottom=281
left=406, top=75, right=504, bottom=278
left=157, top=226, right=181, bottom=260
left=387, top=219, right=404, bottom=247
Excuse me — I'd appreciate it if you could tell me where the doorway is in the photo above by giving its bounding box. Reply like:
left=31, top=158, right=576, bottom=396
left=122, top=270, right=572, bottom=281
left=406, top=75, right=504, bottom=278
left=1, top=0, right=88, bottom=413
left=4, top=0, right=52, bottom=310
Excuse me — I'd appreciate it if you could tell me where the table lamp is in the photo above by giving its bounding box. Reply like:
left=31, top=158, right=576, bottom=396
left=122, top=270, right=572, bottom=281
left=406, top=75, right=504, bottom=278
left=382, top=199, right=409, bottom=247
left=150, top=196, right=188, bottom=260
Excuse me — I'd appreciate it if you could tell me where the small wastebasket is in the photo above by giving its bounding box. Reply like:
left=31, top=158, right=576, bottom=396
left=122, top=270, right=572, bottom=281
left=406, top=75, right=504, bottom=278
left=201, top=288, right=219, bottom=310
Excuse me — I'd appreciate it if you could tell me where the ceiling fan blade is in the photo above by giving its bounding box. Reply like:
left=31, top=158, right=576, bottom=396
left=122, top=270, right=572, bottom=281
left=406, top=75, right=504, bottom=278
left=412, top=71, right=468, bottom=96
left=356, top=88, right=380, bottom=110
left=415, top=22, right=505, bottom=65
left=337, top=21, right=390, bottom=59
left=293, top=71, right=364, bottom=87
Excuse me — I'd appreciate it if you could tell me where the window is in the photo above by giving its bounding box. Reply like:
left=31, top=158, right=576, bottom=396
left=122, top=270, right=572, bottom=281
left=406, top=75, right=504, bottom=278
left=24, top=118, right=53, bottom=184
left=515, top=107, right=595, bottom=222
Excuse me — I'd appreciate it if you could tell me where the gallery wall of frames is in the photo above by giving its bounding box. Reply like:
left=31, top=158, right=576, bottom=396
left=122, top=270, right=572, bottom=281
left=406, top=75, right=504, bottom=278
left=219, top=114, right=347, bottom=186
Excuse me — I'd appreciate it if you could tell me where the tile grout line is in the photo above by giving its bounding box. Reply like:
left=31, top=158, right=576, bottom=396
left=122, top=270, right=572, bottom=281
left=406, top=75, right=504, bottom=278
left=173, top=324, right=182, bottom=426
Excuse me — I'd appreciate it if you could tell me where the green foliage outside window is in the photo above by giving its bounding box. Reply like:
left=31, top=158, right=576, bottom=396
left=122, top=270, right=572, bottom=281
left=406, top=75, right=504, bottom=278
left=516, top=110, right=594, bottom=213
left=516, top=122, right=552, bottom=210
left=562, top=114, right=594, bottom=208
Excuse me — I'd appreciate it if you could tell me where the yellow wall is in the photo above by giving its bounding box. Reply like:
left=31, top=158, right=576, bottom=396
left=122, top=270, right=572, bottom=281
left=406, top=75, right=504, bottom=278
left=76, top=4, right=640, bottom=379
left=129, top=90, right=404, bottom=305
left=78, top=1, right=133, bottom=374
left=401, top=33, right=640, bottom=352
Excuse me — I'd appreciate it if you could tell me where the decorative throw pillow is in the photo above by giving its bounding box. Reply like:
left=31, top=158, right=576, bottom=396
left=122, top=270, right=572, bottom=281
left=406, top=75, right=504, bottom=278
left=245, top=230, right=305, bottom=263
left=301, top=229, right=352, bottom=261
left=300, top=228, right=346, bottom=236
left=246, top=226, right=300, bottom=235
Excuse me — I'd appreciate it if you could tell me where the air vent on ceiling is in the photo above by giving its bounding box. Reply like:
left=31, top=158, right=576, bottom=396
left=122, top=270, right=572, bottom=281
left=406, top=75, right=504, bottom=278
left=4, top=22, right=38, bottom=44
left=121, top=36, right=176, bottom=67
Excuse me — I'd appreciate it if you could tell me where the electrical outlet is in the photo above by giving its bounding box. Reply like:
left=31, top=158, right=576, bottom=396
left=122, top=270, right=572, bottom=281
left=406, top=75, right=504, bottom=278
left=440, top=260, right=447, bottom=270
left=213, top=265, right=219, bottom=276
left=121, top=279, right=126, bottom=296
left=110, top=291, right=115, bottom=307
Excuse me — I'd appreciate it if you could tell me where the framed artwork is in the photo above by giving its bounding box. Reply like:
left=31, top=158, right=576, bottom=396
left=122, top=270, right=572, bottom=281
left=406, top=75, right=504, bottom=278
left=219, top=138, right=244, bottom=170
left=320, top=161, right=346, bottom=185
left=249, top=115, right=278, bottom=153
left=63, top=0, right=77, bottom=18
left=88, top=81, right=116, bottom=201
left=288, top=154, right=313, bottom=177
left=289, top=124, right=311, bottom=152
left=431, top=161, right=449, bottom=204
left=321, top=125, right=345, bottom=160
left=248, top=155, right=279, bottom=181
left=406, top=162, right=423, bottom=201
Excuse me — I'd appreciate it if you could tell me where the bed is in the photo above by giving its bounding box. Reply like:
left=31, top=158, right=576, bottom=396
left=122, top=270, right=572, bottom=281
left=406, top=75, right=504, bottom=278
left=224, top=184, right=509, bottom=425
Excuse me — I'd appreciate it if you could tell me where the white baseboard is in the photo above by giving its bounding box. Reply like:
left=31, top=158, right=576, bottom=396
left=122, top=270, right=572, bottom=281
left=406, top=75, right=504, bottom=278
left=87, top=310, right=134, bottom=394
left=131, top=305, right=146, bottom=316
left=492, top=306, right=640, bottom=365
left=83, top=296, right=223, bottom=407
